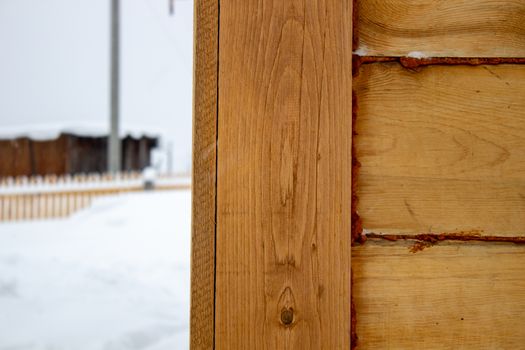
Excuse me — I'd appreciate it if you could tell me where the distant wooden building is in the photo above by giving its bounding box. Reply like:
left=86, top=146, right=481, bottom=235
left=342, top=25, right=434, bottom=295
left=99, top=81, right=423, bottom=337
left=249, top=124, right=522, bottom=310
left=0, top=132, right=158, bottom=177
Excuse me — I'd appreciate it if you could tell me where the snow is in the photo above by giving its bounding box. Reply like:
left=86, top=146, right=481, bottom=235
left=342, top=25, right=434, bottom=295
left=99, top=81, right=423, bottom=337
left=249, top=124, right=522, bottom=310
left=407, top=51, right=428, bottom=59
left=0, top=121, right=162, bottom=142
left=0, top=190, right=191, bottom=350
left=142, top=167, right=158, bottom=183
left=353, top=46, right=368, bottom=56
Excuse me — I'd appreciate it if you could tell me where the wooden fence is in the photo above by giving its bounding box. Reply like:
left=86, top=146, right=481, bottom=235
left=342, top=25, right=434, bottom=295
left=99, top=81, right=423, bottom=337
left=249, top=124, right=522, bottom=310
left=0, top=172, right=190, bottom=222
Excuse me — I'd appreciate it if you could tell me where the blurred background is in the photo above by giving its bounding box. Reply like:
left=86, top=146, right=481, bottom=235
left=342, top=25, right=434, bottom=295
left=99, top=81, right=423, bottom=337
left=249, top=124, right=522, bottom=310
left=0, top=0, right=194, bottom=348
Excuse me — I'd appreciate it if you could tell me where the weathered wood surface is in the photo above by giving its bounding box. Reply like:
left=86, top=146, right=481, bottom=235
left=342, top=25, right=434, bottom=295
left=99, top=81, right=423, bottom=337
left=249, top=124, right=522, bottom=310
left=190, top=0, right=219, bottom=348
left=0, top=135, right=156, bottom=177
left=355, top=63, right=525, bottom=236
left=215, top=0, right=352, bottom=348
left=356, top=0, right=525, bottom=57
left=353, top=240, right=525, bottom=349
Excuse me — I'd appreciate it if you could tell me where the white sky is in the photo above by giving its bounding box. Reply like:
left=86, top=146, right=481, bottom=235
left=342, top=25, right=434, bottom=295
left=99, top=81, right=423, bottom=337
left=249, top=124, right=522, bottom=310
left=0, top=0, right=194, bottom=172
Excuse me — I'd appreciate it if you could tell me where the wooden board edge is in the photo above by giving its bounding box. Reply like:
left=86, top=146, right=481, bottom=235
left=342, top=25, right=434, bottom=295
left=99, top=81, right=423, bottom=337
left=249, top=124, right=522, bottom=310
left=190, top=0, right=219, bottom=349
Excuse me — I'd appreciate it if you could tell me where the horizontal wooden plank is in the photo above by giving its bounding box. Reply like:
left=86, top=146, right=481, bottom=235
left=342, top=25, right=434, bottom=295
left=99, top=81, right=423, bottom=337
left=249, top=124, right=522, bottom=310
left=353, top=240, right=525, bottom=349
left=356, top=0, right=525, bottom=57
left=358, top=175, right=525, bottom=236
left=355, top=63, right=525, bottom=236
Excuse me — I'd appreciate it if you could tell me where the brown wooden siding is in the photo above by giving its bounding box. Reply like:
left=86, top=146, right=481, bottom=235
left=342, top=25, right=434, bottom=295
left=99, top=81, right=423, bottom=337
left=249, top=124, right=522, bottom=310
left=0, top=134, right=157, bottom=178
left=352, top=0, right=525, bottom=348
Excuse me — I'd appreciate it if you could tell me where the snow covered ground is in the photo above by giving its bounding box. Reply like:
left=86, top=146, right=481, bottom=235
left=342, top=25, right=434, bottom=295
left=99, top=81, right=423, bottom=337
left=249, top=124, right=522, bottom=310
left=0, top=190, right=191, bottom=350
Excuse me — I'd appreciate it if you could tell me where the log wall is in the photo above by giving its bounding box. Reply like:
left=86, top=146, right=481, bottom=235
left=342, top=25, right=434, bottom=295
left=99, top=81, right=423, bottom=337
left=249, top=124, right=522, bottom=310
left=353, top=1, right=525, bottom=348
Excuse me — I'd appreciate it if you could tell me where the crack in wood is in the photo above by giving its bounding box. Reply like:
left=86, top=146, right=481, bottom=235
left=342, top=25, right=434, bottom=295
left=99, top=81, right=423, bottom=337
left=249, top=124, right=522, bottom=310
left=363, top=232, right=525, bottom=253
left=350, top=269, right=358, bottom=350
left=353, top=55, right=525, bottom=75
left=351, top=91, right=363, bottom=246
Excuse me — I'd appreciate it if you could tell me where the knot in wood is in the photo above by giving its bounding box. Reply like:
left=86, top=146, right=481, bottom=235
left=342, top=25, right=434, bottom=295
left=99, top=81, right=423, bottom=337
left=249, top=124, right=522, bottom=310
left=280, top=308, right=294, bottom=326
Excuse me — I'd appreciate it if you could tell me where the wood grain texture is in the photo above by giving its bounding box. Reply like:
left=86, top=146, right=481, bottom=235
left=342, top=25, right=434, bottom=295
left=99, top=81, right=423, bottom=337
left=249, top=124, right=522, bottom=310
left=353, top=240, right=525, bottom=349
left=355, top=63, right=525, bottom=236
left=216, top=0, right=352, bottom=348
left=356, top=0, right=525, bottom=57
left=190, top=0, right=218, bottom=348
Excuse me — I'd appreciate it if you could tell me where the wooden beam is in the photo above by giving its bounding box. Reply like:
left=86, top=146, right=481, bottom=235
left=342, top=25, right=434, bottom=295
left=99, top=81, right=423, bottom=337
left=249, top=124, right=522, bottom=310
left=356, top=0, right=525, bottom=57
left=353, top=240, right=525, bottom=349
left=355, top=63, right=525, bottom=236
left=215, top=0, right=352, bottom=348
left=190, top=0, right=219, bottom=348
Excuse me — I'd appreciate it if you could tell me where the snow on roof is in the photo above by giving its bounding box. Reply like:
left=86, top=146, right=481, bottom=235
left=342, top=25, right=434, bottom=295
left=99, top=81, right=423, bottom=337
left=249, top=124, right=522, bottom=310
left=0, top=121, right=162, bottom=141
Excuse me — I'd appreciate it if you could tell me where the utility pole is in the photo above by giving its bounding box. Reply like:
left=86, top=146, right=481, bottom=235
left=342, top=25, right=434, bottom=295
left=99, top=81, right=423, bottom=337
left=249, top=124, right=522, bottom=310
left=109, top=0, right=121, bottom=173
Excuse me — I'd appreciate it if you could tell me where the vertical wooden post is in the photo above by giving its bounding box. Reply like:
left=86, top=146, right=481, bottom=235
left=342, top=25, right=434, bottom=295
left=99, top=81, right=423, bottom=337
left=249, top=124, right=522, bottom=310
left=190, top=0, right=219, bottom=348
left=9, top=196, right=13, bottom=221
left=15, top=195, right=20, bottom=221
left=28, top=194, right=33, bottom=220
left=8, top=196, right=12, bottom=221
left=20, top=195, right=25, bottom=220
left=191, top=0, right=352, bottom=348
left=37, top=194, right=42, bottom=219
